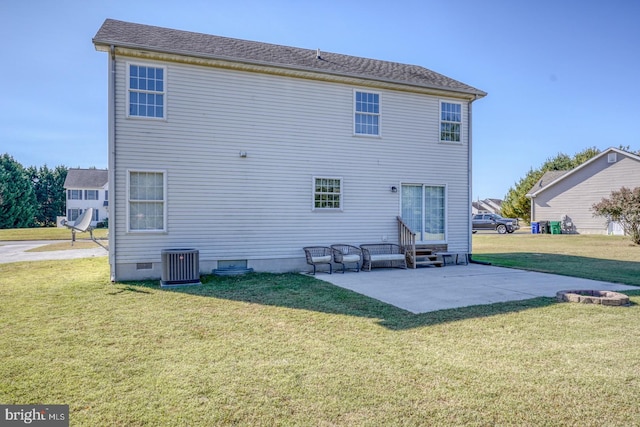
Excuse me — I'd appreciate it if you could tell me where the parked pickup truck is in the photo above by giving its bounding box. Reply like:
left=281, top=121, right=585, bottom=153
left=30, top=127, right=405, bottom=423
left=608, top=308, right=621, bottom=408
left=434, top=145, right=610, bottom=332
left=472, top=213, right=519, bottom=234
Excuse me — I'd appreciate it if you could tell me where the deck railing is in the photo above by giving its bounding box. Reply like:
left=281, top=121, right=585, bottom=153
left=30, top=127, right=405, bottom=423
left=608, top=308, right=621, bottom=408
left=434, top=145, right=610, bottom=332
left=397, top=216, right=416, bottom=269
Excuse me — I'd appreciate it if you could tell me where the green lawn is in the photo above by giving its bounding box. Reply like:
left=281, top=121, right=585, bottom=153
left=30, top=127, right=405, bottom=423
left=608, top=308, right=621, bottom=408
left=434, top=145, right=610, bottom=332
left=1, top=235, right=639, bottom=425
left=0, top=227, right=108, bottom=241
left=473, top=233, right=640, bottom=285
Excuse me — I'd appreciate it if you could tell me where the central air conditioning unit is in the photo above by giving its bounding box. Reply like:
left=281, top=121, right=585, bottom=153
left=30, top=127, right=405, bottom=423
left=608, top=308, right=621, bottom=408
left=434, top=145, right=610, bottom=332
left=160, top=248, right=201, bottom=287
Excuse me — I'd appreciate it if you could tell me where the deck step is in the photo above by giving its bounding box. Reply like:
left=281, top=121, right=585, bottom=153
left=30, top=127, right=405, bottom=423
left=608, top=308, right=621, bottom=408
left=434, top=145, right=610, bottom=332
left=415, top=259, right=444, bottom=267
left=416, top=254, right=439, bottom=261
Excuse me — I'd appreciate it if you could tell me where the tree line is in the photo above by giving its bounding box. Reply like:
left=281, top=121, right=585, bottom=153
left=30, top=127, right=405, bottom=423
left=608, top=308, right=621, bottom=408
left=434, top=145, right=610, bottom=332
left=0, top=153, right=69, bottom=229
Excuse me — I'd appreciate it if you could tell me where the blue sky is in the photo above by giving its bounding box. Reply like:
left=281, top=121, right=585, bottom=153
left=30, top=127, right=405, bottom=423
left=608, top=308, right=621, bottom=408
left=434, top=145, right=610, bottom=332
left=2, top=0, right=639, bottom=200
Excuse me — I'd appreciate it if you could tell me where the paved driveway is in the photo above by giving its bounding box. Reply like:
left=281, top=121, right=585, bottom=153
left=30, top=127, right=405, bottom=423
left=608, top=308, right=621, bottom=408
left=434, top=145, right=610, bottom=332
left=319, top=263, right=637, bottom=313
left=0, top=241, right=108, bottom=264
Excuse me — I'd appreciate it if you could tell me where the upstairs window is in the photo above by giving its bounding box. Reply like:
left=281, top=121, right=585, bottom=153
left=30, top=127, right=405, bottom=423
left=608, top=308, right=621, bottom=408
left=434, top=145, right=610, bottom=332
left=85, top=190, right=99, bottom=200
left=440, top=101, right=461, bottom=142
left=354, top=91, right=380, bottom=136
left=68, top=189, right=82, bottom=200
left=128, top=64, right=165, bottom=119
left=313, top=177, right=342, bottom=210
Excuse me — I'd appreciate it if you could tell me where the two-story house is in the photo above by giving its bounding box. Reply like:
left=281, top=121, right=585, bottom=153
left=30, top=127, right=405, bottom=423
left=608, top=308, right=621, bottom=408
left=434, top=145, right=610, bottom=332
left=93, top=19, right=486, bottom=282
left=63, top=168, right=109, bottom=227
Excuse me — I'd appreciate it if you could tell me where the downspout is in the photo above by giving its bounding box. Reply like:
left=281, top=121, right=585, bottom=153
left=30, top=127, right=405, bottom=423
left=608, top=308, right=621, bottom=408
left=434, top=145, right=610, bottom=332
left=529, top=195, right=535, bottom=224
left=466, top=95, right=490, bottom=265
left=108, top=45, right=117, bottom=282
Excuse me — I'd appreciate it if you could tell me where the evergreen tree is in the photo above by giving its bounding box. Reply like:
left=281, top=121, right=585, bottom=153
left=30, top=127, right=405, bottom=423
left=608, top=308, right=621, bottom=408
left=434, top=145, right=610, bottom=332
left=501, top=147, right=601, bottom=223
left=0, top=154, right=37, bottom=228
left=501, top=168, right=545, bottom=221
left=30, top=165, right=68, bottom=227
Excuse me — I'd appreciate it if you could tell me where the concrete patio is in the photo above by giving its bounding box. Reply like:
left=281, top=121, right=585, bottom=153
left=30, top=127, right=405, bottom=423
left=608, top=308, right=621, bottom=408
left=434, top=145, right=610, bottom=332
left=318, top=263, right=637, bottom=313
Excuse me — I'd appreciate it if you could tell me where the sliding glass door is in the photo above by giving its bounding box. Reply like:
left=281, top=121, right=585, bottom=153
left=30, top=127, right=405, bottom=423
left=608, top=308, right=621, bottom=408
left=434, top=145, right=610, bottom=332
left=401, top=184, right=445, bottom=243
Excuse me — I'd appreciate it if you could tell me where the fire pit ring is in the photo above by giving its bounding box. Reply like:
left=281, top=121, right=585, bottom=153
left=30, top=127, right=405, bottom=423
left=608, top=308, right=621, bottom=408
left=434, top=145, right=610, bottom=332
left=556, top=290, right=629, bottom=306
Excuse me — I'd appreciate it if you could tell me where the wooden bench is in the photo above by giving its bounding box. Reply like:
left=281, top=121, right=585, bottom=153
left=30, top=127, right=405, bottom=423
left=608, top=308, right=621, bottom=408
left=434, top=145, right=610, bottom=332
left=360, top=243, right=407, bottom=271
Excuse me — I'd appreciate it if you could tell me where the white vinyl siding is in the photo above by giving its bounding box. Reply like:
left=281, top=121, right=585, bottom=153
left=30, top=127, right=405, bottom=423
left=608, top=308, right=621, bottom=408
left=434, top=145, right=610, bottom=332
left=110, top=58, right=471, bottom=272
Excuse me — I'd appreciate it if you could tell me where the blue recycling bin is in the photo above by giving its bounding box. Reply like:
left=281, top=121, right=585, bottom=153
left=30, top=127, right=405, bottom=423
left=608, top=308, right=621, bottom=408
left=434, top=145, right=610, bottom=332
left=531, top=222, right=540, bottom=234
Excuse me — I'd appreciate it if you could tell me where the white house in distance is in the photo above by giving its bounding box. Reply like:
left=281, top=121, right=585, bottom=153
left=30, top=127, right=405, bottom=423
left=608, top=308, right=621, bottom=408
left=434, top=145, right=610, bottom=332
left=63, top=168, right=109, bottom=227
left=527, top=147, right=640, bottom=235
left=92, top=19, right=486, bottom=281
left=471, top=198, right=503, bottom=215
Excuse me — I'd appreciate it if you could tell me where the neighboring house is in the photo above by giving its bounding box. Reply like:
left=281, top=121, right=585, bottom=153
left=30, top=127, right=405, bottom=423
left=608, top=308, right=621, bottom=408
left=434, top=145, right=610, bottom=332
left=472, top=198, right=503, bottom=215
left=92, top=19, right=486, bottom=281
left=526, top=147, right=640, bottom=234
left=63, top=168, right=109, bottom=227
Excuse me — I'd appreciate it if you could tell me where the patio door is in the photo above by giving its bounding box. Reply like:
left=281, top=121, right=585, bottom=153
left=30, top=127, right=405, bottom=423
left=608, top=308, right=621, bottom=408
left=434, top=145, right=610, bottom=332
left=401, top=184, right=445, bottom=243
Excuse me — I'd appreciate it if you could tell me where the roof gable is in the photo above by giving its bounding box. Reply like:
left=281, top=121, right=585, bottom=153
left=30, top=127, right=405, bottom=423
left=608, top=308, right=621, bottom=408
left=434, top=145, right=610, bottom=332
left=93, top=19, right=486, bottom=98
left=526, top=170, right=570, bottom=196
left=527, top=147, right=640, bottom=197
left=64, top=169, right=108, bottom=189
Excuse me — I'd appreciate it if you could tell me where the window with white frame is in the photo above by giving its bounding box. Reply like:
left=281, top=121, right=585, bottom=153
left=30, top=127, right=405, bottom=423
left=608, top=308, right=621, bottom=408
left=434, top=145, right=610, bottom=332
left=92, top=209, right=99, bottom=221
left=68, top=189, right=82, bottom=200
left=128, top=171, right=166, bottom=231
left=354, top=91, right=380, bottom=135
left=313, top=177, right=342, bottom=210
left=67, top=209, right=82, bottom=222
left=440, top=101, right=462, bottom=142
left=85, top=190, right=99, bottom=200
left=128, top=64, right=165, bottom=118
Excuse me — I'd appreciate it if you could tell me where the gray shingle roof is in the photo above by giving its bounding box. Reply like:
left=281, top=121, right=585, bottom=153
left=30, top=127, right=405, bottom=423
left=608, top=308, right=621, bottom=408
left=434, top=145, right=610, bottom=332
left=64, top=169, right=108, bottom=189
left=527, top=170, right=570, bottom=196
left=93, top=19, right=486, bottom=98
left=526, top=147, right=640, bottom=197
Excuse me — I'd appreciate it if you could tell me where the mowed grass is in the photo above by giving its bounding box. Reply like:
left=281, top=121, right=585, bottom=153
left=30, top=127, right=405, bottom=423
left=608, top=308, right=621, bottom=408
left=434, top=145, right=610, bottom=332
left=1, top=236, right=640, bottom=425
left=0, top=227, right=108, bottom=241
left=473, top=233, right=640, bottom=285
